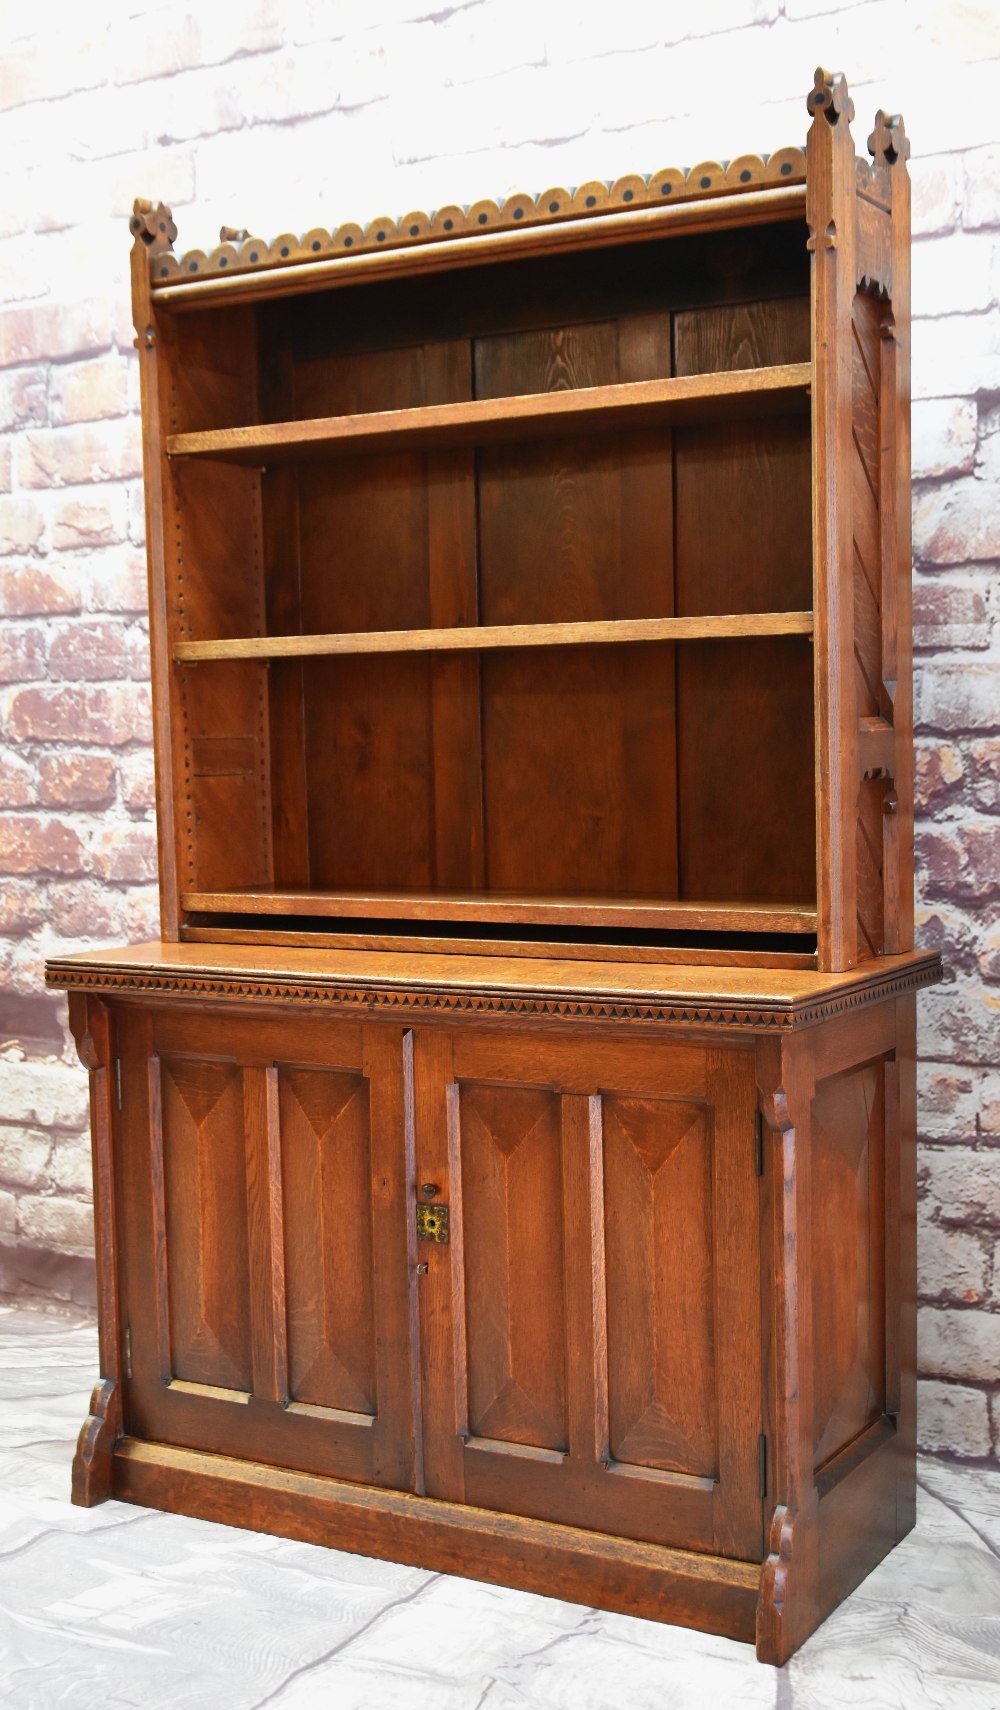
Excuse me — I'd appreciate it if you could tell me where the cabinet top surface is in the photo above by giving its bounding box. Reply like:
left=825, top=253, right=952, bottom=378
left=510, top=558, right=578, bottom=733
left=46, top=941, right=942, bottom=1031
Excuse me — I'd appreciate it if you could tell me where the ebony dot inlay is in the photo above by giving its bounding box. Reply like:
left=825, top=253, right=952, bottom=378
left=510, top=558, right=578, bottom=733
left=549, top=201, right=559, bottom=212
left=700, top=175, right=711, bottom=188
left=311, top=240, right=320, bottom=250
left=513, top=207, right=524, bottom=219
left=189, top=261, right=197, bottom=272
left=281, top=246, right=289, bottom=256
left=780, top=161, right=792, bottom=175
left=661, top=182, right=672, bottom=194
left=623, top=189, right=633, bottom=201
left=220, top=256, right=228, bottom=266
left=478, top=212, right=487, bottom=224
left=740, top=170, right=751, bottom=182
left=376, top=230, right=386, bottom=241
left=409, top=224, right=419, bottom=235
left=344, top=235, right=353, bottom=246
left=249, top=251, right=259, bottom=262
left=585, top=194, right=596, bottom=207
left=444, top=219, right=453, bottom=230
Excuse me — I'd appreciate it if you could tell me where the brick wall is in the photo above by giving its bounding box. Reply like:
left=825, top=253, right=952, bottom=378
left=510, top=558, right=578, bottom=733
left=1, top=1, right=997, bottom=1460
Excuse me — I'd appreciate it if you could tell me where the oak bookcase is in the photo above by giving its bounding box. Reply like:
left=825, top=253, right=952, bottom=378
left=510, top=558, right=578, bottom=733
left=47, top=69, right=942, bottom=1663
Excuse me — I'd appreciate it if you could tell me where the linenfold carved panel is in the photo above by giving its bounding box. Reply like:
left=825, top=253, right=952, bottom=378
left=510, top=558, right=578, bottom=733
left=278, top=1066, right=377, bottom=1416
left=604, top=1095, right=716, bottom=1478
left=811, top=1059, right=887, bottom=1470
left=457, top=1082, right=568, bottom=1451
left=158, top=1054, right=252, bottom=1392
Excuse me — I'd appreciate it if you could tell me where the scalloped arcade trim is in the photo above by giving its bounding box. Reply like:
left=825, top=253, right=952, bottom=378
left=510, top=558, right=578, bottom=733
left=45, top=959, right=940, bottom=1032
left=139, top=147, right=807, bottom=290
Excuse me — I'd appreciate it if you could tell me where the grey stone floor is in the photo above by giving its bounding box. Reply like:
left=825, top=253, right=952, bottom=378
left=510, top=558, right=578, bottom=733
left=2, top=1302, right=1000, bottom=1709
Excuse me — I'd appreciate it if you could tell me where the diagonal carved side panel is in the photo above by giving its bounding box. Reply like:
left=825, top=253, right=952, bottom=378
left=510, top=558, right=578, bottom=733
left=852, top=289, right=887, bottom=962
left=159, top=1055, right=252, bottom=1391
left=812, top=1060, right=887, bottom=1469
left=278, top=1067, right=376, bottom=1415
left=458, top=1082, right=567, bottom=1450
left=604, top=1096, right=716, bottom=1477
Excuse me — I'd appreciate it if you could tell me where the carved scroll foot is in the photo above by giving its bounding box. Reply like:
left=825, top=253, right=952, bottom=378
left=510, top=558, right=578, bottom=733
left=72, top=1378, right=121, bottom=1507
left=756, top=1504, right=809, bottom=1666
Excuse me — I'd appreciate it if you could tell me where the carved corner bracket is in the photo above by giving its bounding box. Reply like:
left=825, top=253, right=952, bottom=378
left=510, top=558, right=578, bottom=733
left=72, top=1378, right=121, bottom=1507
left=131, top=198, right=177, bottom=258
left=807, top=66, right=855, bottom=126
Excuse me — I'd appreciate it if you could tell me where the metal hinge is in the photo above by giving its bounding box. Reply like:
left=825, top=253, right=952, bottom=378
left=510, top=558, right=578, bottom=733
left=123, top=1323, right=133, bottom=1379
left=114, top=1057, right=123, bottom=1112
left=758, top=1432, right=768, bottom=1500
left=754, top=1108, right=764, bottom=1177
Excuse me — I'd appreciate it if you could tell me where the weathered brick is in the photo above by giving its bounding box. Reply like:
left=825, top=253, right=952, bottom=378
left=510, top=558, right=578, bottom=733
left=48, top=1130, right=93, bottom=1199
left=0, top=1053, right=87, bottom=1129
left=0, top=624, right=45, bottom=683
left=15, top=1194, right=93, bottom=1257
left=119, top=751, right=156, bottom=812
left=980, top=924, right=1000, bottom=985
left=112, top=3, right=285, bottom=86
left=923, top=1147, right=1000, bottom=1228
left=920, top=825, right=1000, bottom=902
left=0, top=1127, right=51, bottom=1191
left=981, top=1073, right=1000, bottom=1139
left=0, top=300, right=111, bottom=366
left=969, top=740, right=1000, bottom=814
left=0, top=564, right=80, bottom=616
left=913, top=581, right=989, bottom=650
left=918, top=1063, right=980, bottom=1139
left=38, top=752, right=116, bottom=809
left=0, top=366, right=46, bottom=429
left=911, top=399, right=977, bottom=481
left=52, top=491, right=129, bottom=552
left=0, top=496, right=44, bottom=556
left=48, top=620, right=129, bottom=681
left=9, top=682, right=152, bottom=746
left=914, top=743, right=965, bottom=814
left=918, top=1209, right=989, bottom=1302
left=50, top=354, right=131, bottom=426
left=0, top=881, right=45, bottom=935
left=91, top=823, right=158, bottom=884
left=48, top=883, right=124, bottom=939
left=0, top=815, right=87, bottom=878
left=0, top=752, right=34, bottom=808
left=83, top=547, right=148, bottom=614
left=17, top=421, right=143, bottom=489
left=964, top=143, right=1000, bottom=230
left=919, top=983, right=1000, bottom=1064
left=916, top=664, right=1000, bottom=734
left=914, top=479, right=1000, bottom=566
left=915, top=901, right=980, bottom=964
left=918, top=1379, right=991, bottom=1458
left=0, top=441, right=10, bottom=493
left=919, top=1307, right=1000, bottom=1381
left=0, top=1188, right=14, bottom=1244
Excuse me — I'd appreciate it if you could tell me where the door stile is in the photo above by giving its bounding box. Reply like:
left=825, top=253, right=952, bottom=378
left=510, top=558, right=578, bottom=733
left=413, top=1029, right=466, bottom=1499
left=561, top=1092, right=610, bottom=1470
left=243, top=1064, right=288, bottom=1405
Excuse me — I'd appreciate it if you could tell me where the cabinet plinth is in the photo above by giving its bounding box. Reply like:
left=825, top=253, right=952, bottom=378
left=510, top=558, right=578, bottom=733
left=49, top=66, right=939, bottom=1665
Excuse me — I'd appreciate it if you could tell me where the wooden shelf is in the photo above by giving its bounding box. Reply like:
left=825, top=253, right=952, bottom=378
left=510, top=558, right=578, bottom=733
left=174, top=610, right=815, bottom=664
left=165, top=363, right=812, bottom=467
left=181, top=888, right=819, bottom=935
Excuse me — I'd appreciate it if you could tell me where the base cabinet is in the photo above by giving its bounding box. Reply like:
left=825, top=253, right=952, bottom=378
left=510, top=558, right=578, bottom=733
left=51, top=948, right=932, bottom=1665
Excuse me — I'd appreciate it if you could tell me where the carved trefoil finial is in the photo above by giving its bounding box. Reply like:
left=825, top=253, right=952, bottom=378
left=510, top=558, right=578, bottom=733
left=868, top=109, right=910, bottom=166
left=807, top=67, right=855, bottom=125
left=130, top=198, right=177, bottom=255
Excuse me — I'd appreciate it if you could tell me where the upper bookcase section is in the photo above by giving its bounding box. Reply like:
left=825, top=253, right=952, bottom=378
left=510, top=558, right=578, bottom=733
left=129, top=68, right=914, bottom=977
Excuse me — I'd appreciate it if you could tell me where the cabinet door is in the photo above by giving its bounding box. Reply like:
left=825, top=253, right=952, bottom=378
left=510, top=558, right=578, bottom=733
left=414, top=1030, right=763, bottom=1560
left=115, top=1006, right=417, bottom=1490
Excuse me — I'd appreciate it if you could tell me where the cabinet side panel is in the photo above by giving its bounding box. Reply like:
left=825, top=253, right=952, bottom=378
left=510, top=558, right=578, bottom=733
left=604, top=1094, right=716, bottom=1478
left=674, top=298, right=815, bottom=906
left=158, top=1054, right=253, bottom=1391
left=811, top=1058, right=887, bottom=1470
left=458, top=1081, right=568, bottom=1452
left=278, top=1067, right=376, bottom=1415
left=476, top=315, right=678, bottom=898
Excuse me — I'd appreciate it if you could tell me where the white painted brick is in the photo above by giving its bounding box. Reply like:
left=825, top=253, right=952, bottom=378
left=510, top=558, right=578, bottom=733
left=0, top=1127, right=51, bottom=1192
left=919, top=1306, right=1000, bottom=1380
left=918, top=1209, right=989, bottom=1301
left=911, top=154, right=960, bottom=237
left=913, top=232, right=998, bottom=318
left=918, top=1378, right=991, bottom=1457
left=913, top=313, right=1000, bottom=401
left=964, top=143, right=1000, bottom=230
left=0, top=1188, right=14, bottom=1243
left=16, top=1193, right=94, bottom=1256
left=923, top=1148, right=1000, bottom=1228
left=0, top=1056, right=88, bottom=1130
left=912, top=400, right=977, bottom=480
